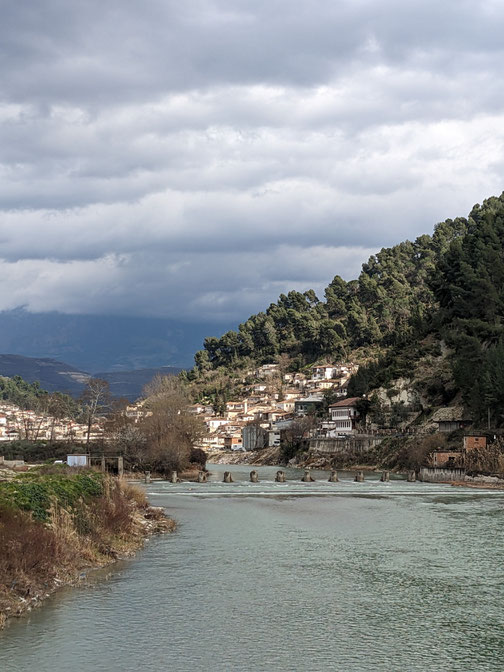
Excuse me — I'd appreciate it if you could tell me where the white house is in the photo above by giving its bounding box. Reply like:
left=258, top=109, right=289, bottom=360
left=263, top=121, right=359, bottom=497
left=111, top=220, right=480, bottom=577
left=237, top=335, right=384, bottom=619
left=311, top=365, right=338, bottom=380
left=206, top=418, right=230, bottom=432
left=328, top=397, right=361, bottom=434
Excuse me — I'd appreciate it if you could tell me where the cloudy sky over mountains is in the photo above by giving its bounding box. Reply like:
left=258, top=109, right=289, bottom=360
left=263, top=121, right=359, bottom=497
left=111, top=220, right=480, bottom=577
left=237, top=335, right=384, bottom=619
left=2, top=0, right=504, bottom=324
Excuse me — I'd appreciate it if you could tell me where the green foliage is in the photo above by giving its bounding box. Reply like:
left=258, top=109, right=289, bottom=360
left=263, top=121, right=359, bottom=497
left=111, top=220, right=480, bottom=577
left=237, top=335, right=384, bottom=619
left=434, top=195, right=504, bottom=423
left=0, top=375, right=47, bottom=409
left=0, top=375, right=79, bottom=417
left=191, top=191, right=504, bottom=428
left=0, top=471, right=104, bottom=521
left=193, top=217, right=468, bottom=376
left=0, top=440, right=85, bottom=462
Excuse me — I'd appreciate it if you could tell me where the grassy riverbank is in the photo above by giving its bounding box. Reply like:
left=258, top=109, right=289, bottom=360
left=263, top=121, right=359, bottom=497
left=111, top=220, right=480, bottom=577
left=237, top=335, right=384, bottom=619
left=0, top=467, right=175, bottom=629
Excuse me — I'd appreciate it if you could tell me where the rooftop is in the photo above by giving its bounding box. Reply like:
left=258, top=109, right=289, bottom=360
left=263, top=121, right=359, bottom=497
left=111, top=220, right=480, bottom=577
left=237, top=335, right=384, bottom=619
left=329, top=397, right=361, bottom=408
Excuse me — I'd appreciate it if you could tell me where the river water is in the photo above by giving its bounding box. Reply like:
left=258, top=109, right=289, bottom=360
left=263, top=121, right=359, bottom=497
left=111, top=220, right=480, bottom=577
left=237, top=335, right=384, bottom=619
left=1, top=464, right=504, bottom=672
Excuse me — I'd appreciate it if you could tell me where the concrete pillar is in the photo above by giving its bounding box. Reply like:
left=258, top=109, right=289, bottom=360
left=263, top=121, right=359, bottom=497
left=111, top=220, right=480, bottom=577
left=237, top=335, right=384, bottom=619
left=117, top=456, right=124, bottom=477
left=328, top=470, right=339, bottom=482
left=250, top=470, right=259, bottom=483
left=170, top=471, right=178, bottom=483
left=197, top=471, right=208, bottom=483
left=275, top=470, right=286, bottom=483
left=354, top=470, right=365, bottom=482
left=301, top=470, right=315, bottom=482
left=145, top=471, right=151, bottom=484
left=380, top=471, right=390, bottom=482
left=101, top=455, right=106, bottom=472
left=223, top=471, right=234, bottom=483
left=407, top=470, right=416, bottom=482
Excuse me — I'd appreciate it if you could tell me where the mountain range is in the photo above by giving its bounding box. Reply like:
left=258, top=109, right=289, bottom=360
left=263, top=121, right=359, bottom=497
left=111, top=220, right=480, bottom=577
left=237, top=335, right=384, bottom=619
left=0, top=310, right=234, bottom=372
left=0, top=354, right=182, bottom=401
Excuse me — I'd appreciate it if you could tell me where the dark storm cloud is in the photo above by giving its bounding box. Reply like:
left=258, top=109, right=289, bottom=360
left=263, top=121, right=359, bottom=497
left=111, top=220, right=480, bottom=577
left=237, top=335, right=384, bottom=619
left=1, top=0, right=504, bottom=320
left=3, top=0, right=504, bottom=104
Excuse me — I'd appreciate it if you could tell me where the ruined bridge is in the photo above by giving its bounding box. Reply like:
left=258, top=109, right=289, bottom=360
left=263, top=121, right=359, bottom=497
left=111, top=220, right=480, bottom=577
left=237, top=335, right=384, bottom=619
left=159, top=469, right=418, bottom=484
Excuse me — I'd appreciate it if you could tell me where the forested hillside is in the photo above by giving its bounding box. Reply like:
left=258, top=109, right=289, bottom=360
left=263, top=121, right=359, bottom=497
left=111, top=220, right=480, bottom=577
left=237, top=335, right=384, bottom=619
left=0, top=376, right=48, bottom=409
left=434, top=197, right=504, bottom=423
left=191, top=193, right=504, bottom=425
left=192, top=215, right=467, bottom=372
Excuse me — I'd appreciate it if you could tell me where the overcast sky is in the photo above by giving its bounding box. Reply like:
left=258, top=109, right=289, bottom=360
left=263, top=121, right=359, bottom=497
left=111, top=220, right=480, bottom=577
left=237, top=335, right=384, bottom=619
left=1, top=0, right=504, bottom=324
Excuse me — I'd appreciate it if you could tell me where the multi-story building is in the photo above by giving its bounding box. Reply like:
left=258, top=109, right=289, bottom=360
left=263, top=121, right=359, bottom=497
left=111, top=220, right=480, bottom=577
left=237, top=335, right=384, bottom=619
left=328, top=397, right=361, bottom=434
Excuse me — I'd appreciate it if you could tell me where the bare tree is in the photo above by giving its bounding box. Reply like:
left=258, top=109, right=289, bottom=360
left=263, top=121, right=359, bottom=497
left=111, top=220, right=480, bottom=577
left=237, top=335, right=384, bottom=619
left=46, top=392, right=79, bottom=442
left=139, top=375, right=206, bottom=474
left=81, top=378, right=111, bottom=445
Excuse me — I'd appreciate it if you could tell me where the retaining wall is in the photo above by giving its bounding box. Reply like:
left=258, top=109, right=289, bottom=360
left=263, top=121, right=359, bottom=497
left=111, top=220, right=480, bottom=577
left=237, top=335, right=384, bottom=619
left=419, top=467, right=466, bottom=482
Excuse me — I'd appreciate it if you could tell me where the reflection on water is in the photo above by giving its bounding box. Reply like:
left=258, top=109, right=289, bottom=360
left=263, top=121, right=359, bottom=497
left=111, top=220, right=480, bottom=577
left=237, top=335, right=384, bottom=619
left=1, top=464, right=504, bottom=672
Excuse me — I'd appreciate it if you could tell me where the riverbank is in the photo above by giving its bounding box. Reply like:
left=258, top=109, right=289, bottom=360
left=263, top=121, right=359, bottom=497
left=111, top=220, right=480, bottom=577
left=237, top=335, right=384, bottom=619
left=0, top=468, right=175, bottom=630
left=450, top=476, right=504, bottom=490
left=206, top=446, right=282, bottom=466
left=205, top=447, right=380, bottom=472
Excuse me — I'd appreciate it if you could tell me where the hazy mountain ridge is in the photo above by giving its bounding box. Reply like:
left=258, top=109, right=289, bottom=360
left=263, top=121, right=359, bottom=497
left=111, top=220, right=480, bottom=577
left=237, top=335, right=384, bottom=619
left=0, top=354, right=181, bottom=401
left=94, top=367, right=183, bottom=400
left=0, top=310, right=233, bottom=372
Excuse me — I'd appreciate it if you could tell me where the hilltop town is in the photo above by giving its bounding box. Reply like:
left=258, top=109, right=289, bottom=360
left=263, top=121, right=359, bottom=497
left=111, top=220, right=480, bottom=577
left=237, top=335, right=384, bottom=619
left=189, top=361, right=357, bottom=452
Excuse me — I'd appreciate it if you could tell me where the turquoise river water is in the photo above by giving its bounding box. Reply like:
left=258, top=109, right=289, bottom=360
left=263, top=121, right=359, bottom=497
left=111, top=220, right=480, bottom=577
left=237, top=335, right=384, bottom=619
left=1, top=463, right=504, bottom=672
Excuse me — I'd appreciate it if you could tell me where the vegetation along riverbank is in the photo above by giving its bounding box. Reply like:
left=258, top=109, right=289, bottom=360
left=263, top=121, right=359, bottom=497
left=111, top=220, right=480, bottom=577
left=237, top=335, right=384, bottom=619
left=0, top=466, right=175, bottom=629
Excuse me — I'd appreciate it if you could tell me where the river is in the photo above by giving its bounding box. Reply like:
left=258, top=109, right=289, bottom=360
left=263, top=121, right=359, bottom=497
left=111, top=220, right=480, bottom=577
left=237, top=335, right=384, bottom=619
left=1, top=464, right=504, bottom=672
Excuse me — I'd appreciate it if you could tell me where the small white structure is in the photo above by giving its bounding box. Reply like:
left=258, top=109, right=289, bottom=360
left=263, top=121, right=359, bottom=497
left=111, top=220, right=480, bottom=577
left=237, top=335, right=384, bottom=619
left=67, top=454, right=90, bottom=467
left=311, top=365, right=338, bottom=381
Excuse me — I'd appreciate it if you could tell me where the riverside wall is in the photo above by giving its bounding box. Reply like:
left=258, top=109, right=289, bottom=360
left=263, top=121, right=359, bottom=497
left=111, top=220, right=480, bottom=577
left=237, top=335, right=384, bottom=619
left=419, top=467, right=466, bottom=482
left=308, top=435, right=384, bottom=454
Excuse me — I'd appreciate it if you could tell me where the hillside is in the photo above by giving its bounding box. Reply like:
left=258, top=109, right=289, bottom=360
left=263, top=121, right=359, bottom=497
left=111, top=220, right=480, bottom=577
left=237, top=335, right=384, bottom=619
left=0, top=355, right=89, bottom=397
left=191, top=193, right=504, bottom=426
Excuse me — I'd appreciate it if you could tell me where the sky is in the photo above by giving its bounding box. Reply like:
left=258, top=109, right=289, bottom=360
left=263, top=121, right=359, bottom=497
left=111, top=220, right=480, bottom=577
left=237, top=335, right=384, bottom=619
left=2, top=0, right=504, bottom=325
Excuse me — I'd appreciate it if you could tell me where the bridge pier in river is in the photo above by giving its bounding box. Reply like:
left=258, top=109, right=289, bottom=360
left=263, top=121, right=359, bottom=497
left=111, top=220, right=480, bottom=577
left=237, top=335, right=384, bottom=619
left=275, top=470, right=286, bottom=482
left=407, top=470, right=416, bottom=482
left=223, top=471, right=234, bottom=483
left=250, top=470, right=259, bottom=482
left=301, top=470, right=315, bottom=482
left=145, top=471, right=151, bottom=484
left=354, top=471, right=365, bottom=482
left=328, top=470, right=339, bottom=482
left=170, top=471, right=179, bottom=483
left=380, top=471, right=390, bottom=482
left=197, top=471, right=208, bottom=483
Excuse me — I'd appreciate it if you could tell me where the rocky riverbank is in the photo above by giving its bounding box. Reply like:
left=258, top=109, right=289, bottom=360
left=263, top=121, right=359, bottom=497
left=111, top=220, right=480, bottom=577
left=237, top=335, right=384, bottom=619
left=205, top=447, right=380, bottom=472
left=0, top=469, right=175, bottom=630
left=206, top=446, right=283, bottom=466
left=450, top=475, right=504, bottom=490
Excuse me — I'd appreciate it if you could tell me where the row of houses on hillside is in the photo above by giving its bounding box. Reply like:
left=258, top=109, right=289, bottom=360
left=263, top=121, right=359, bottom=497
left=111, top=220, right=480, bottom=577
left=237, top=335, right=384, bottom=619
left=0, top=402, right=104, bottom=443
left=252, top=361, right=358, bottom=395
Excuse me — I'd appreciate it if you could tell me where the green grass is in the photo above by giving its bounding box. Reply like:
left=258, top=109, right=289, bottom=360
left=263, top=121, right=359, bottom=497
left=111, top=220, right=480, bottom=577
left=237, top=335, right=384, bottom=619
left=0, top=470, right=104, bottom=521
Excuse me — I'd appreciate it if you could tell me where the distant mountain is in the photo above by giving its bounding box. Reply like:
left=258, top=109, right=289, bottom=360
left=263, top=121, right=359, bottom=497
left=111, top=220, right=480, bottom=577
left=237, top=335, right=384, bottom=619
left=0, top=354, right=90, bottom=396
left=0, top=309, right=234, bottom=372
left=0, top=354, right=183, bottom=401
left=94, top=367, right=183, bottom=400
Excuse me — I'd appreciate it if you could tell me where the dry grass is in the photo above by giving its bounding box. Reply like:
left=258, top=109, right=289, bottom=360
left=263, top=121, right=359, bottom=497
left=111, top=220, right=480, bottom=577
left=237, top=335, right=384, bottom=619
left=0, top=507, right=79, bottom=618
left=0, top=474, right=174, bottom=627
left=120, top=482, right=149, bottom=509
